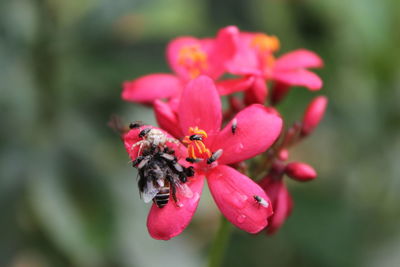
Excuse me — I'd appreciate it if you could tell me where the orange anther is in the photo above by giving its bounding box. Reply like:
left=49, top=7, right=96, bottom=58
left=183, top=127, right=211, bottom=160
left=178, top=45, right=208, bottom=79
left=250, top=34, right=280, bottom=53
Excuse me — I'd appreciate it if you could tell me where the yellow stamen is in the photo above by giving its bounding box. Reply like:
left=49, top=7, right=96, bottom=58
left=250, top=33, right=280, bottom=52
left=177, top=45, right=208, bottom=79
left=183, top=127, right=211, bottom=160
left=188, top=145, right=196, bottom=159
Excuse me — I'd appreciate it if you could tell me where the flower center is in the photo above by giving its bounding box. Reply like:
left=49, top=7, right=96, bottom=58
left=182, top=127, right=211, bottom=159
left=177, top=45, right=208, bottom=79
left=251, top=34, right=280, bottom=71
left=250, top=34, right=280, bottom=53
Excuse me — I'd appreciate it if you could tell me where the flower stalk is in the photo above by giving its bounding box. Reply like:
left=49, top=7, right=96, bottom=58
left=208, top=216, right=232, bottom=267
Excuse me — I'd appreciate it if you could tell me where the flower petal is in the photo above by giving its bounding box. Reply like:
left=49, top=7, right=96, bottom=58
left=226, top=32, right=263, bottom=76
left=216, top=76, right=254, bottom=96
left=207, top=26, right=239, bottom=78
left=122, top=74, right=182, bottom=103
left=272, top=69, right=323, bottom=91
left=153, top=99, right=183, bottom=139
left=212, top=104, right=282, bottom=165
left=178, top=76, right=222, bottom=139
left=167, top=37, right=202, bottom=81
left=207, top=165, right=273, bottom=233
left=274, top=49, right=323, bottom=71
left=147, top=174, right=205, bottom=240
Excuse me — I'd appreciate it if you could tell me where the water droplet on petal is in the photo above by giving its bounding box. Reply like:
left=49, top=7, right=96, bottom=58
left=234, top=143, right=244, bottom=153
left=177, top=202, right=184, bottom=208
left=239, top=194, right=248, bottom=202
left=224, top=192, right=248, bottom=209
left=236, top=214, right=246, bottom=223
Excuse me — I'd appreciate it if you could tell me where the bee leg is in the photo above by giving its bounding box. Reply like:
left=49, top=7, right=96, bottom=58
left=184, top=166, right=195, bottom=178
left=166, top=138, right=179, bottom=144
left=170, top=180, right=178, bottom=203
left=132, top=155, right=144, bottom=167
left=163, top=147, right=175, bottom=154
left=178, top=172, right=187, bottom=183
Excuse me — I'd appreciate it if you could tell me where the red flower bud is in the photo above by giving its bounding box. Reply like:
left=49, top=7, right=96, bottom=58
left=271, top=82, right=291, bottom=105
left=278, top=149, right=289, bottom=161
left=285, top=162, right=317, bottom=181
left=244, top=76, right=268, bottom=105
left=229, top=95, right=244, bottom=112
left=301, top=96, right=328, bottom=136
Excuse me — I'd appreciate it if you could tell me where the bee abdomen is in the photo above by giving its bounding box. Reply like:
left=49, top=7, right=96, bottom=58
left=154, top=186, right=170, bottom=208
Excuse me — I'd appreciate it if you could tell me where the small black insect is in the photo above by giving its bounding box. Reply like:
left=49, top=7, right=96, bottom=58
left=189, top=134, right=203, bottom=141
left=253, top=195, right=269, bottom=208
left=133, top=146, right=194, bottom=208
left=129, top=121, right=144, bottom=129
left=231, top=118, right=238, bottom=134
left=207, top=149, right=223, bottom=164
left=186, top=157, right=203, bottom=163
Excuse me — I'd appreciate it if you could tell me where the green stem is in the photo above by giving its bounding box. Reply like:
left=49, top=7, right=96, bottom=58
left=208, top=216, right=232, bottom=267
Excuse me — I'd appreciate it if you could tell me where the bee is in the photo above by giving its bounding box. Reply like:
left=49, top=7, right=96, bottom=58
left=131, top=127, right=194, bottom=208
left=253, top=195, right=269, bottom=208
left=131, top=127, right=179, bottom=156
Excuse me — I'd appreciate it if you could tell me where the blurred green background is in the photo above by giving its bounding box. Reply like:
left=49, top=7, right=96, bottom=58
left=1, top=0, right=400, bottom=266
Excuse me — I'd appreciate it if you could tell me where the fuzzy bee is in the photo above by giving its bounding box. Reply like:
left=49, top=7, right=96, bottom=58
left=131, top=127, right=194, bottom=208
left=131, top=127, right=179, bottom=156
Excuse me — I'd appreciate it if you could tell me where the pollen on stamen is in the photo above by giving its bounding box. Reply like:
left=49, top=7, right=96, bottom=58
left=250, top=34, right=280, bottom=53
left=183, top=127, right=211, bottom=160
left=177, top=45, right=208, bottom=79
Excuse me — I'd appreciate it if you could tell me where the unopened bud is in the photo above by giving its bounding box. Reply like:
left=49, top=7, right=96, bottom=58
left=285, top=162, right=317, bottom=181
left=301, top=96, right=328, bottom=136
left=271, top=82, right=290, bottom=105
left=229, top=96, right=244, bottom=112
left=244, top=77, right=268, bottom=105
left=278, top=149, right=289, bottom=161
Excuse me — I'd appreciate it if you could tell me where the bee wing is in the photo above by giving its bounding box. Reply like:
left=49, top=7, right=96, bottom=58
left=175, top=182, right=193, bottom=199
left=141, top=180, right=160, bottom=203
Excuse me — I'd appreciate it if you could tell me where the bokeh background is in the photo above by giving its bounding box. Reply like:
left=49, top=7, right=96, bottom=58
left=1, top=0, right=400, bottom=266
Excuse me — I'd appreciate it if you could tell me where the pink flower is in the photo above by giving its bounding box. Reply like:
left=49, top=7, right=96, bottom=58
left=122, top=26, right=239, bottom=104
left=175, top=76, right=283, bottom=232
left=227, top=31, right=324, bottom=104
left=124, top=76, right=283, bottom=240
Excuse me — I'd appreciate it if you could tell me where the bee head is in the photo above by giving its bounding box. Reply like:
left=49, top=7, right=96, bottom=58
left=139, top=128, right=151, bottom=138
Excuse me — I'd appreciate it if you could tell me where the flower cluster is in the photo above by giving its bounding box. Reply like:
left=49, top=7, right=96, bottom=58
left=119, top=26, right=327, bottom=240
